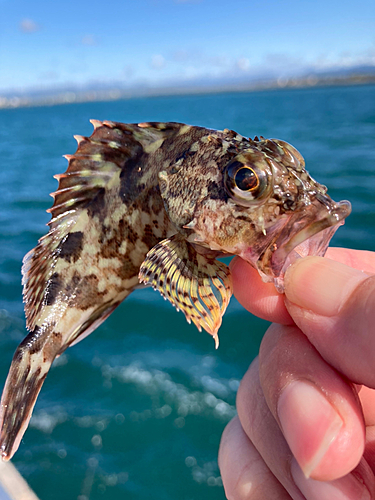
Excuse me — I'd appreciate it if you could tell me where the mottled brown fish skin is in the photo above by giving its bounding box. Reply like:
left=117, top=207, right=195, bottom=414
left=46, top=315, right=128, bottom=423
left=0, top=121, right=203, bottom=460
left=0, top=120, right=350, bottom=460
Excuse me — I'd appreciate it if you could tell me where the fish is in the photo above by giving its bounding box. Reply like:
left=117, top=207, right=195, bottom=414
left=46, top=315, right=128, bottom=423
left=0, top=120, right=351, bottom=460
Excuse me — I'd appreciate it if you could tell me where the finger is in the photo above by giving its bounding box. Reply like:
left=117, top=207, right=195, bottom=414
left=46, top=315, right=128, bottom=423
left=284, top=256, right=375, bottom=387
left=229, top=248, right=375, bottom=326
left=358, top=387, right=375, bottom=475
left=219, top=416, right=292, bottom=500
left=291, top=458, right=375, bottom=500
left=229, top=257, right=293, bottom=324
left=237, top=348, right=375, bottom=498
left=325, top=247, right=375, bottom=274
left=364, top=426, right=375, bottom=476
left=359, top=386, right=375, bottom=426
left=259, top=323, right=365, bottom=481
left=236, top=358, right=305, bottom=499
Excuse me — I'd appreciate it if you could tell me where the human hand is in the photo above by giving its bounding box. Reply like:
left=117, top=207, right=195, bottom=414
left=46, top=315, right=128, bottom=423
left=219, top=248, right=375, bottom=499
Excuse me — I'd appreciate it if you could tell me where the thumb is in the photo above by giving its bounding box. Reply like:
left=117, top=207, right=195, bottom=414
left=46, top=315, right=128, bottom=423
left=284, top=256, right=375, bottom=387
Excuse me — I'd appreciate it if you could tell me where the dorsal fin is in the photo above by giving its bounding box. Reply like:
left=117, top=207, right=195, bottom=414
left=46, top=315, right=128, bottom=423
left=47, top=120, right=188, bottom=223
left=47, top=120, right=142, bottom=222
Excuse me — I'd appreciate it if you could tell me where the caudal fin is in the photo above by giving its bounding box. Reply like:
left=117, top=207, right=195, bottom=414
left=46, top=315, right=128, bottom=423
left=0, top=332, right=55, bottom=461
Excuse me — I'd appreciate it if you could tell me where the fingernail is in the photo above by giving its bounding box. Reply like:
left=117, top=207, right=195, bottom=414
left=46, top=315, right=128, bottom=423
left=285, top=257, right=367, bottom=316
left=291, top=459, right=371, bottom=500
left=278, top=380, right=343, bottom=478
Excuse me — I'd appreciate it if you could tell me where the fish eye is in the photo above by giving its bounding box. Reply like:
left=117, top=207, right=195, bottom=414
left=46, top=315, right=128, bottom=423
left=234, top=166, right=259, bottom=192
left=224, top=159, right=270, bottom=206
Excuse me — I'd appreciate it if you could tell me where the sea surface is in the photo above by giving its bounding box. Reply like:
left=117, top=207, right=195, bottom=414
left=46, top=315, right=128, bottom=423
left=0, top=85, right=374, bottom=500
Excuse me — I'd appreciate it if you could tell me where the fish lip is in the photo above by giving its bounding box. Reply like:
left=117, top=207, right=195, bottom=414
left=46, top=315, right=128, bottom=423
left=264, top=199, right=352, bottom=292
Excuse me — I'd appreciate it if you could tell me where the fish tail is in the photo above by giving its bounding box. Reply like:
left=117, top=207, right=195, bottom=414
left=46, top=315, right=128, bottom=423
left=0, top=327, right=60, bottom=461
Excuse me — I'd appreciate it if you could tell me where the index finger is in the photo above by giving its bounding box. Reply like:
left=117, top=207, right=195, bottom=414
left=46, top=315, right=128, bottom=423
left=229, top=247, right=375, bottom=325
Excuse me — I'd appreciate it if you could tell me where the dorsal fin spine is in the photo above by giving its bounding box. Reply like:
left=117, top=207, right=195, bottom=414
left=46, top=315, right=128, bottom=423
left=73, top=135, right=85, bottom=144
left=89, top=119, right=103, bottom=129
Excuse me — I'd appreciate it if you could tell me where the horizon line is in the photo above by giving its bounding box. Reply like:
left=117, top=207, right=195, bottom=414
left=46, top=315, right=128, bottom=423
left=1, top=72, right=374, bottom=110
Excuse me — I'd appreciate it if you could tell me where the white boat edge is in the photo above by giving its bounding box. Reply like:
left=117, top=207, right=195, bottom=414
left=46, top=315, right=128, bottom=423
left=0, top=460, right=40, bottom=500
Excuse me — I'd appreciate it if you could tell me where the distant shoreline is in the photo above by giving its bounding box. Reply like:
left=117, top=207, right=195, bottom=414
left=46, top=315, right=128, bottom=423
left=1, top=72, right=374, bottom=110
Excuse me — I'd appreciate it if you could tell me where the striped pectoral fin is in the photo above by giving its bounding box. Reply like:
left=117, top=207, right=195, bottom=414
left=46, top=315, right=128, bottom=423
left=0, top=327, right=61, bottom=461
left=138, top=234, right=232, bottom=347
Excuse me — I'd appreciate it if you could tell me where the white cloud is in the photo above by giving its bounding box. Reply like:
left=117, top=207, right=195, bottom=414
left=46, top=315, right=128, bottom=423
left=81, top=35, right=96, bottom=46
left=20, top=18, right=40, bottom=33
left=151, top=54, right=166, bottom=69
left=38, top=70, right=59, bottom=81
left=172, top=50, right=191, bottom=62
left=237, top=57, right=250, bottom=71
left=312, top=50, right=375, bottom=71
left=123, top=65, right=134, bottom=78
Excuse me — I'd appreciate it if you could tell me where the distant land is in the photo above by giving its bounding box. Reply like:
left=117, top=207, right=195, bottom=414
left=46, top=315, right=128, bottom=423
left=1, top=65, right=374, bottom=109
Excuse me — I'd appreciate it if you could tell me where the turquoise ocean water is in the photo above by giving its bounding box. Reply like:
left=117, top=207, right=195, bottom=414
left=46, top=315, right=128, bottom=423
left=0, top=85, right=374, bottom=500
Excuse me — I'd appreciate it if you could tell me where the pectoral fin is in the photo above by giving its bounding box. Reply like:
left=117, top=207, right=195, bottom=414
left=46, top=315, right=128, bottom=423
left=138, top=234, right=232, bottom=347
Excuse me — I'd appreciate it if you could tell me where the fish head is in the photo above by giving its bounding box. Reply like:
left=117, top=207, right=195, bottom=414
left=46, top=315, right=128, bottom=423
left=230, top=138, right=352, bottom=291
left=159, top=132, right=351, bottom=291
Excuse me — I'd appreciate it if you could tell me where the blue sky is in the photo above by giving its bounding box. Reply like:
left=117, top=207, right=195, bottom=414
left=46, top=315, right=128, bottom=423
left=0, top=0, right=374, bottom=92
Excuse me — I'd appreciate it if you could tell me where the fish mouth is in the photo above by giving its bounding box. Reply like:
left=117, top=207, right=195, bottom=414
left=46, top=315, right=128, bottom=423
left=259, top=198, right=352, bottom=292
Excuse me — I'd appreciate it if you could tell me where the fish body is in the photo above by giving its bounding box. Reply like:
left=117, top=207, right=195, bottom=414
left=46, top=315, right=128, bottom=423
left=0, top=120, right=351, bottom=460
